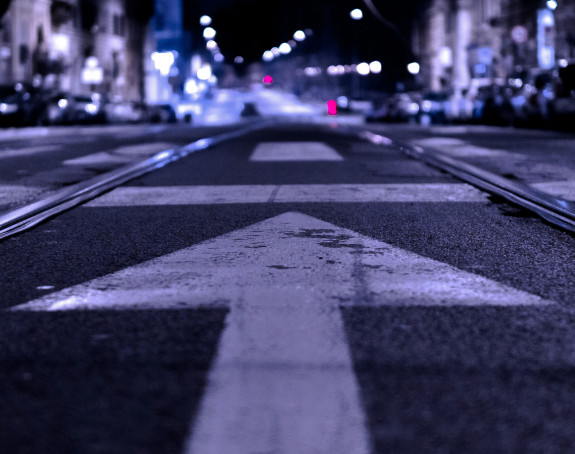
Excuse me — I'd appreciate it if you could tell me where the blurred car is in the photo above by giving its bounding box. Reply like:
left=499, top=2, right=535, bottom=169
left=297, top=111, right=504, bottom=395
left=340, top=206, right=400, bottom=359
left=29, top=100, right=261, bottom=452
left=147, top=104, right=177, bottom=123
left=40, top=93, right=107, bottom=125
left=510, top=71, right=554, bottom=128
left=0, top=82, right=45, bottom=126
left=418, top=91, right=449, bottom=125
left=364, top=92, right=420, bottom=123
left=240, top=101, right=260, bottom=117
left=105, top=100, right=147, bottom=124
left=472, top=84, right=514, bottom=126
left=549, top=62, right=575, bottom=131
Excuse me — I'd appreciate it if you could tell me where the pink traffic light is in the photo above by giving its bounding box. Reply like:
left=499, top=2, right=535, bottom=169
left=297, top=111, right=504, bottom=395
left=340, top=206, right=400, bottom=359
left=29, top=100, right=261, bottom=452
left=327, top=99, right=337, bottom=115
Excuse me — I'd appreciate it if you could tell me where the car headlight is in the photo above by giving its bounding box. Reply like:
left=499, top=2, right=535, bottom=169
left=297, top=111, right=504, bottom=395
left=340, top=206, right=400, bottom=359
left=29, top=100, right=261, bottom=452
left=407, top=102, right=420, bottom=114
left=85, top=103, right=99, bottom=114
left=0, top=103, right=18, bottom=114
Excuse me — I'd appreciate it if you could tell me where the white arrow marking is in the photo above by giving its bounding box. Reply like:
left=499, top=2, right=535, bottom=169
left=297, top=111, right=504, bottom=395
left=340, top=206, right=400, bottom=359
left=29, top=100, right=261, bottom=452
left=250, top=141, right=344, bottom=161
left=84, top=183, right=488, bottom=207
left=12, top=213, right=552, bottom=453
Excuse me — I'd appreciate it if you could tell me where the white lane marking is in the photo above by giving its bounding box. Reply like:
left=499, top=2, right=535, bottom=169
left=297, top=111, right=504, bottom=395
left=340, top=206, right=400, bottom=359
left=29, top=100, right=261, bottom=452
left=0, top=145, right=62, bottom=158
left=250, top=141, right=344, bottom=161
left=532, top=180, right=575, bottom=201
left=413, top=137, right=513, bottom=158
left=12, top=212, right=552, bottom=452
left=63, top=143, right=176, bottom=166
left=84, top=183, right=488, bottom=207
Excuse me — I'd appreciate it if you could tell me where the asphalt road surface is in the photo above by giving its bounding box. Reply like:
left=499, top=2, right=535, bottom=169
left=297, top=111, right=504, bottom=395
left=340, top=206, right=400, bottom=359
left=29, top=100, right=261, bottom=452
left=1, top=118, right=575, bottom=453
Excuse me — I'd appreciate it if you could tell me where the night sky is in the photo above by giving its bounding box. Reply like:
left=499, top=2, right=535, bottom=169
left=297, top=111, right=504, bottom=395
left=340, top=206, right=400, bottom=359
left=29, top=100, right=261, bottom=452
left=183, top=0, right=427, bottom=69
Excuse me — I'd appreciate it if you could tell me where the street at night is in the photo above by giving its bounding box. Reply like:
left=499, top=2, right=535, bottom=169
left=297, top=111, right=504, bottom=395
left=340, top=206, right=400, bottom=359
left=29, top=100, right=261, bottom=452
left=2, top=0, right=575, bottom=453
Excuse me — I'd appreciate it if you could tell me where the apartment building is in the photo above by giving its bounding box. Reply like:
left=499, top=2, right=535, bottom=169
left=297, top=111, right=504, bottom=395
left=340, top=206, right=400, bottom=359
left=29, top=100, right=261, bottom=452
left=0, top=0, right=153, bottom=101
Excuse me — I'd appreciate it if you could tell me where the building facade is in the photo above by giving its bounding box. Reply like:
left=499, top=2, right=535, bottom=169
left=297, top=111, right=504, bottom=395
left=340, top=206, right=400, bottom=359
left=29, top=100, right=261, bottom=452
left=0, top=0, right=153, bottom=101
left=415, top=0, right=574, bottom=106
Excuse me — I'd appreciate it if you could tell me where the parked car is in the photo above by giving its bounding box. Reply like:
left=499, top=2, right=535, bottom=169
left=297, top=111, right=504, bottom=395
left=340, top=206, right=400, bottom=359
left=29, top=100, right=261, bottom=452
left=419, top=91, right=449, bottom=125
left=40, top=92, right=107, bottom=125
left=510, top=71, right=554, bottom=128
left=473, top=84, right=514, bottom=126
left=240, top=101, right=260, bottom=117
left=549, top=62, right=575, bottom=131
left=0, top=82, right=45, bottom=127
left=105, top=100, right=147, bottom=124
left=147, top=104, right=177, bottom=123
left=364, top=92, right=420, bottom=123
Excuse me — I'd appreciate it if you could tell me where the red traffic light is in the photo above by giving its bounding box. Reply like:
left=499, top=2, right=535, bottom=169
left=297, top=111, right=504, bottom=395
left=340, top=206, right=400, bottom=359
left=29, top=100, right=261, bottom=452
left=327, top=99, right=337, bottom=115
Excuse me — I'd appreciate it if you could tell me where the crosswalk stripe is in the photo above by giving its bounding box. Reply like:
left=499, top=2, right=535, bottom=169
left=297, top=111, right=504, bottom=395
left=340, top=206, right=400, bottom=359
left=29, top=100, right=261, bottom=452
left=63, top=143, right=176, bottom=166
left=84, top=183, right=488, bottom=206
left=250, top=141, right=344, bottom=161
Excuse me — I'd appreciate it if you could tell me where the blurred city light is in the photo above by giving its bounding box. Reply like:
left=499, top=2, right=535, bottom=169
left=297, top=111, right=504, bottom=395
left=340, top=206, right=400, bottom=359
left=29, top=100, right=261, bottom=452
left=356, top=62, right=370, bottom=75
left=151, top=51, right=175, bottom=76
left=327, top=99, right=338, bottom=115
left=407, top=62, right=420, bottom=75
left=234, top=56, right=244, bottom=64
left=263, top=75, right=274, bottom=84
left=214, top=53, right=225, bottom=63
left=200, top=15, right=212, bottom=26
left=279, top=43, right=292, bottom=54
left=203, top=27, right=216, bottom=39
left=197, top=64, right=212, bottom=80
left=350, top=8, right=363, bottom=20
left=369, top=61, right=382, bottom=74
left=263, top=50, right=274, bottom=62
left=293, top=30, right=306, bottom=41
left=547, top=0, right=558, bottom=10
left=337, top=96, right=349, bottom=108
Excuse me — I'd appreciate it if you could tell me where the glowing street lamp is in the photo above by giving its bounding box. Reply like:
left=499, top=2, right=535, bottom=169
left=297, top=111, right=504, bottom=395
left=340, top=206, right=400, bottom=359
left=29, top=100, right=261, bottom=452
left=407, top=62, right=420, bottom=75
left=279, top=43, right=292, bottom=54
left=356, top=62, right=370, bottom=75
left=203, top=27, right=216, bottom=39
left=263, top=50, right=274, bottom=62
left=369, top=60, right=382, bottom=74
left=350, top=8, right=363, bottom=20
left=293, top=30, right=306, bottom=41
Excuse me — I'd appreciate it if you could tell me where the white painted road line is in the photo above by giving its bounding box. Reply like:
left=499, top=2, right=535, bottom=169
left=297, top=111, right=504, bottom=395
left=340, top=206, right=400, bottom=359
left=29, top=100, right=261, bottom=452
left=84, top=183, right=488, bottom=207
left=13, top=211, right=550, bottom=313
left=412, top=137, right=514, bottom=158
left=63, top=143, right=177, bottom=166
left=532, top=180, right=575, bottom=201
left=250, top=141, right=344, bottom=161
left=12, top=212, right=552, bottom=453
left=0, top=145, right=62, bottom=158
left=13, top=211, right=554, bottom=450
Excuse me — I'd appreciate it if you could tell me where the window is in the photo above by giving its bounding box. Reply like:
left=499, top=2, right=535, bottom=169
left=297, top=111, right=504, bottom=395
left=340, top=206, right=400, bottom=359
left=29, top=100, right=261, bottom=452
left=113, top=14, right=125, bottom=36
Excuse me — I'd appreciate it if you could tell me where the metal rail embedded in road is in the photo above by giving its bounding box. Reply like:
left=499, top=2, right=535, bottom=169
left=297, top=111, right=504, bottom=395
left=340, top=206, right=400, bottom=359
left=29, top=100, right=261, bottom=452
left=0, top=121, right=274, bottom=241
left=359, top=129, right=575, bottom=235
